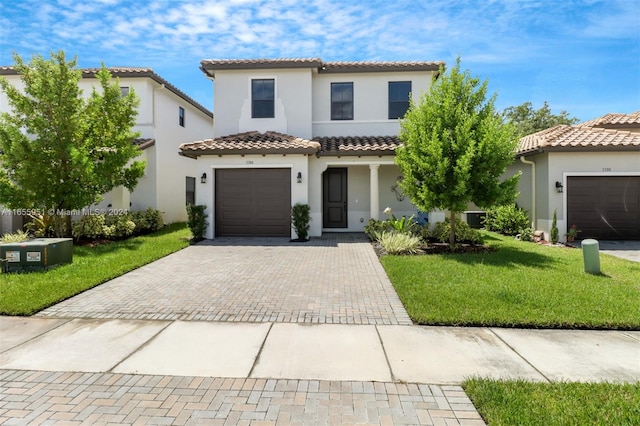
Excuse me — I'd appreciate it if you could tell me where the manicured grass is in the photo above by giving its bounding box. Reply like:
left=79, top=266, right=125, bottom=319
left=0, top=223, right=191, bottom=316
left=381, top=232, right=640, bottom=329
left=463, top=378, right=640, bottom=426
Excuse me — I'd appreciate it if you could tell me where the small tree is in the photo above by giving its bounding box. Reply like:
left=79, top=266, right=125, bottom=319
left=396, top=58, right=520, bottom=245
left=186, top=204, right=208, bottom=242
left=550, top=209, right=559, bottom=244
left=291, top=203, right=311, bottom=241
left=503, top=101, right=579, bottom=137
left=0, top=51, right=145, bottom=237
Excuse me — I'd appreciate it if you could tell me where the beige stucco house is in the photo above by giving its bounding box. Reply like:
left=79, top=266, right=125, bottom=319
left=508, top=111, right=640, bottom=241
left=0, top=67, right=214, bottom=235
left=179, top=58, right=447, bottom=239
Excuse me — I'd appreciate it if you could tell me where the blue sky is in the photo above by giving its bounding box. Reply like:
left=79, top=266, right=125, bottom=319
left=1, top=0, right=638, bottom=122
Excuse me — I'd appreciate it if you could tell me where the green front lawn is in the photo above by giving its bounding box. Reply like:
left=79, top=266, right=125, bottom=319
left=463, top=378, right=640, bottom=426
left=0, top=223, right=191, bottom=316
left=381, top=232, right=640, bottom=329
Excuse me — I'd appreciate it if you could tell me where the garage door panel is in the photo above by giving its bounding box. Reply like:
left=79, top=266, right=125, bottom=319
left=215, top=168, right=291, bottom=237
left=567, top=176, right=640, bottom=241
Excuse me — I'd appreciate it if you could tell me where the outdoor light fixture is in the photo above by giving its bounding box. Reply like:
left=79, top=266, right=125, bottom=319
left=201, top=172, right=207, bottom=184
left=555, top=181, right=563, bottom=193
left=297, top=172, right=302, bottom=183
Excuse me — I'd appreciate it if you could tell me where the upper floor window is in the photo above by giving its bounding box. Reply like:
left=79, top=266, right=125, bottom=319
left=251, top=79, right=275, bottom=118
left=331, top=82, right=353, bottom=120
left=120, top=87, right=129, bottom=97
left=179, top=106, right=185, bottom=127
left=388, top=81, right=412, bottom=119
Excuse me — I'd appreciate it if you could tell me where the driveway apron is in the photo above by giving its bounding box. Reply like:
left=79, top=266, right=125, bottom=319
left=36, top=233, right=412, bottom=325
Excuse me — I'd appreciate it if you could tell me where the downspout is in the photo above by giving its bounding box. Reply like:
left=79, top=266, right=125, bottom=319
left=520, top=156, right=536, bottom=227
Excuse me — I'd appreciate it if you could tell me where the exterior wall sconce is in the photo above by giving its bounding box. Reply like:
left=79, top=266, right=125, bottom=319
left=555, top=181, right=563, bottom=193
left=297, top=172, right=302, bottom=183
left=201, top=172, right=207, bottom=184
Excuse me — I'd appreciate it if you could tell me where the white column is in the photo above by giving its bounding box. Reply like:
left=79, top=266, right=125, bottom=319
left=369, top=164, right=380, bottom=220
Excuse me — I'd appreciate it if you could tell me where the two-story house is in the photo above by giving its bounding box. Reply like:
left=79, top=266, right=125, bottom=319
left=179, top=58, right=445, bottom=239
left=0, top=67, right=213, bottom=235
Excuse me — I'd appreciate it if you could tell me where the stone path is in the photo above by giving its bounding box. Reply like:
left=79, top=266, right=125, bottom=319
left=37, top=234, right=411, bottom=325
left=0, top=371, right=484, bottom=425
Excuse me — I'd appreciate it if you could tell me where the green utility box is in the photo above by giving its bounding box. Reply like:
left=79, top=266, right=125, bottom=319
left=0, top=238, right=73, bottom=272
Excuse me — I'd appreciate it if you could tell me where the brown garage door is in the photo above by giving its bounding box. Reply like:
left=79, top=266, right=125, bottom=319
left=215, top=168, right=291, bottom=237
left=567, top=176, right=640, bottom=240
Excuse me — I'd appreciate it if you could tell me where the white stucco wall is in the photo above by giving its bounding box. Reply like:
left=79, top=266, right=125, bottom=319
left=193, top=154, right=310, bottom=239
left=311, top=70, right=435, bottom=137
left=212, top=69, right=313, bottom=139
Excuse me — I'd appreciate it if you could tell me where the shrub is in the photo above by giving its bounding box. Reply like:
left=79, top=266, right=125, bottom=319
left=519, top=225, right=534, bottom=242
left=484, top=204, right=530, bottom=236
left=291, top=203, right=311, bottom=240
left=377, top=231, right=421, bottom=255
left=26, top=213, right=58, bottom=237
left=383, top=207, right=419, bottom=235
left=186, top=204, right=208, bottom=241
left=105, top=215, right=136, bottom=239
left=72, top=214, right=107, bottom=240
left=432, top=219, right=483, bottom=244
left=551, top=209, right=559, bottom=244
left=1, top=229, right=30, bottom=243
left=364, top=219, right=391, bottom=241
left=130, top=208, right=163, bottom=235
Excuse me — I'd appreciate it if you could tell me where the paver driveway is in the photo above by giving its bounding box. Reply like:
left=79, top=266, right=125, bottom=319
left=37, top=234, right=411, bottom=325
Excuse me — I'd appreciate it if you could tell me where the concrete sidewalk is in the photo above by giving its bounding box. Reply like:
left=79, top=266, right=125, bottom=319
left=2, top=317, right=638, bottom=384
left=1, top=317, right=639, bottom=425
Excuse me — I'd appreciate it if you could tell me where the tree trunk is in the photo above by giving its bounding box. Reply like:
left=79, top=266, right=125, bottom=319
left=64, top=214, right=72, bottom=238
left=449, top=211, right=456, bottom=246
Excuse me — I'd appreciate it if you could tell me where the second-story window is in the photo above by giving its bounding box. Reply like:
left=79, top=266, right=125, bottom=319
left=252, top=79, right=275, bottom=118
left=331, top=82, right=353, bottom=120
left=388, top=81, right=412, bottom=119
left=120, top=87, right=129, bottom=97
left=179, top=106, right=185, bottom=127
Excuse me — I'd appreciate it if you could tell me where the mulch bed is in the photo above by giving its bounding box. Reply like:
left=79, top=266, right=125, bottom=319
left=372, top=241, right=496, bottom=257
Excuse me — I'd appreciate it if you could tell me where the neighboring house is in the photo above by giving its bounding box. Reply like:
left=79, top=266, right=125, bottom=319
left=0, top=67, right=213, bottom=235
left=507, top=111, right=640, bottom=241
left=179, top=58, right=446, bottom=239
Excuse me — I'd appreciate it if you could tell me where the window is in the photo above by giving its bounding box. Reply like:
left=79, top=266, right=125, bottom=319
left=251, top=79, right=275, bottom=118
left=186, top=176, right=195, bottom=205
left=388, top=81, right=412, bottom=119
left=179, top=107, right=185, bottom=127
left=120, top=87, right=129, bottom=97
left=331, top=82, right=353, bottom=120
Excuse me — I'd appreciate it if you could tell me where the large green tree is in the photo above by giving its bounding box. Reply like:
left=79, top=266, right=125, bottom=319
left=396, top=58, right=520, bottom=245
left=502, top=101, right=579, bottom=137
left=0, top=51, right=145, bottom=237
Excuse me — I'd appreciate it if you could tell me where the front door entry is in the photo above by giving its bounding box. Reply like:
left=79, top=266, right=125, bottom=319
left=323, top=168, right=348, bottom=228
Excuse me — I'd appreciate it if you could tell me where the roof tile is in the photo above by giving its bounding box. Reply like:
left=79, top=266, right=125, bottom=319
left=314, top=136, right=401, bottom=156
left=517, top=124, right=640, bottom=155
left=179, top=131, right=320, bottom=157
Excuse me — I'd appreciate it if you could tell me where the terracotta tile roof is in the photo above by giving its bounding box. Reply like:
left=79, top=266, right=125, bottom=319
left=179, top=131, right=321, bottom=157
left=320, top=61, right=443, bottom=73
left=133, top=138, right=155, bottom=150
left=0, top=66, right=212, bottom=118
left=578, top=110, right=640, bottom=128
left=199, top=58, right=443, bottom=77
left=517, top=124, right=640, bottom=156
left=314, top=136, right=401, bottom=156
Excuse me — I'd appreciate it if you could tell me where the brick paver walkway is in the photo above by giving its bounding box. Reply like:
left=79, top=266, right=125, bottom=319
left=36, top=234, right=411, bottom=325
left=0, top=370, right=484, bottom=425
